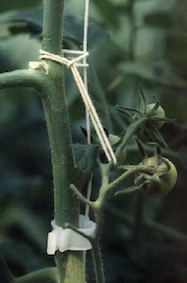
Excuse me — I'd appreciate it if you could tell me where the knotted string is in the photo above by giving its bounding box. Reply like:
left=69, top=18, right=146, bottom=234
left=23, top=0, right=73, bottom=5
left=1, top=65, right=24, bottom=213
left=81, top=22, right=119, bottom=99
left=39, top=49, right=117, bottom=165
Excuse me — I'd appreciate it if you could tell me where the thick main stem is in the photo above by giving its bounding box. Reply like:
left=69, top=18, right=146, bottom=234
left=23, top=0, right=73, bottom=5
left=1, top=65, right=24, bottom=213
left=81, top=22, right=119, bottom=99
left=41, top=0, right=84, bottom=282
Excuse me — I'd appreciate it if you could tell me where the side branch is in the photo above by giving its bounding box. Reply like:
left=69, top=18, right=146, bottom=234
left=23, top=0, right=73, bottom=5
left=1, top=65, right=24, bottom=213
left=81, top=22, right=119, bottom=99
left=0, top=69, right=44, bottom=92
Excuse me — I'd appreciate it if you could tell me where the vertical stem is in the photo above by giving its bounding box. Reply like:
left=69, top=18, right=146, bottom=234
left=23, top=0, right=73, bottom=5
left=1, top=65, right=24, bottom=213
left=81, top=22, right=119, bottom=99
left=41, top=0, right=84, bottom=282
left=92, top=241, right=105, bottom=283
left=41, top=82, right=78, bottom=226
left=42, top=0, right=64, bottom=54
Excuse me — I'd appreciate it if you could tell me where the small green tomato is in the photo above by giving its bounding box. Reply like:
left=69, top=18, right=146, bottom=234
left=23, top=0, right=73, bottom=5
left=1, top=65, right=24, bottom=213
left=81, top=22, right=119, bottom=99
left=135, top=156, right=177, bottom=197
left=146, top=103, right=165, bottom=129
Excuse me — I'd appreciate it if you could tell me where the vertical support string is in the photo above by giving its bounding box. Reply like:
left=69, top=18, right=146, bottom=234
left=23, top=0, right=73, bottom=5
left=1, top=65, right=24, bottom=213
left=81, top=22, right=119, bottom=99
left=82, top=0, right=91, bottom=268
left=83, top=0, right=91, bottom=145
left=82, top=0, right=92, bottom=218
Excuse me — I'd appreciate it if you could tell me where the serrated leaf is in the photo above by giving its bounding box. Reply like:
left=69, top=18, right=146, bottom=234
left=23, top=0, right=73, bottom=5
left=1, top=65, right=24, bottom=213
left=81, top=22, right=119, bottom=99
left=73, top=143, right=98, bottom=176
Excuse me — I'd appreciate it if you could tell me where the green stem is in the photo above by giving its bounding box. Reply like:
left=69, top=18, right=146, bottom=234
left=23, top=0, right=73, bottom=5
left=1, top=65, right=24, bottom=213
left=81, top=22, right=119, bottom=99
left=96, top=165, right=153, bottom=207
left=0, top=69, right=44, bottom=91
left=92, top=241, right=105, bottom=283
left=0, top=1, right=101, bottom=282
left=41, top=79, right=77, bottom=225
left=115, top=116, right=149, bottom=157
left=42, top=0, right=64, bottom=54
left=70, top=184, right=94, bottom=209
left=40, top=0, right=84, bottom=282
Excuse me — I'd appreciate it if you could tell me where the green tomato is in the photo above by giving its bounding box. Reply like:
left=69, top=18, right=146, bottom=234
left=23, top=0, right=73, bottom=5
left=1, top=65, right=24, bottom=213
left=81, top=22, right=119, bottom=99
left=135, top=157, right=178, bottom=197
left=146, top=103, right=165, bottom=129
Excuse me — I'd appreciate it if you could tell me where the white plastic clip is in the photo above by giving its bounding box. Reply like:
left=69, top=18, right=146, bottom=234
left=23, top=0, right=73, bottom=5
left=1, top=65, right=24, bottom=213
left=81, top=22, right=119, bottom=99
left=47, top=215, right=96, bottom=255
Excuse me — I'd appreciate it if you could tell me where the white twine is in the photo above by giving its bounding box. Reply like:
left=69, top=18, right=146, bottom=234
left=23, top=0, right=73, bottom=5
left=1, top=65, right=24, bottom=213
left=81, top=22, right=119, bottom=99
left=39, top=49, right=117, bottom=165
left=82, top=0, right=92, bottom=267
left=83, top=0, right=91, bottom=145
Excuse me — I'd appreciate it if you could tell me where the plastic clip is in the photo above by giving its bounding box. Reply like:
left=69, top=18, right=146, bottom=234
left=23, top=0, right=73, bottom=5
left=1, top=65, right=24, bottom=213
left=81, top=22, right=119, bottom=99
left=47, top=214, right=96, bottom=254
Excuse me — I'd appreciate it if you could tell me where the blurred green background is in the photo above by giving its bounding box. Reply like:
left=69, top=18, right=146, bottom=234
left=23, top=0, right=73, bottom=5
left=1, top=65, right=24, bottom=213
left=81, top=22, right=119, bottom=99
left=0, top=0, right=187, bottom=282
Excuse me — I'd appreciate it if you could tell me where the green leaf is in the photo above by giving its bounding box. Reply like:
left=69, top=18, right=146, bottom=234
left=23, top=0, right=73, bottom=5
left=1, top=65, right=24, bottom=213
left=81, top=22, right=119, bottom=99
left=0, top=7, right=109, bottom=48
left=0, top=7, right=43, bottom=37
left=73, top=143, right=98, bottom=176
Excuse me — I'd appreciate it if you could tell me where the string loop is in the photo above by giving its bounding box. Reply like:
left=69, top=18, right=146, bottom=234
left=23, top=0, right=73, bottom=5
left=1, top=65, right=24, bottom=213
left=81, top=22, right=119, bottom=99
left=37, top=48, right=117, bottom=165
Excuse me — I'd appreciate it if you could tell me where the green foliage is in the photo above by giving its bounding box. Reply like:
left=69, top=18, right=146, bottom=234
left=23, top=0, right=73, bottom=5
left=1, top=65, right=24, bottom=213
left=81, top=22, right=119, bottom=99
left=0, top=6, right=109, bottom=49
left=73, top=143, right=98, bottom=177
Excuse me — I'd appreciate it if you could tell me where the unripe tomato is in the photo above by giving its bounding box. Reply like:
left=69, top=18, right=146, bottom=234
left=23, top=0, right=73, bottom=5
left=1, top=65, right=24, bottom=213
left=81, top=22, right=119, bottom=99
left=135, top=157, right=177, bottom=197
left=146, top=103, right=165, bottom=129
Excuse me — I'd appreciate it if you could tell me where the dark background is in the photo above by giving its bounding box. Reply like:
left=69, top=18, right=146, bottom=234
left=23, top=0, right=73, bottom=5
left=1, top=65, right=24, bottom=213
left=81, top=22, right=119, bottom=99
left=0, top=1, right=187, bottom=282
